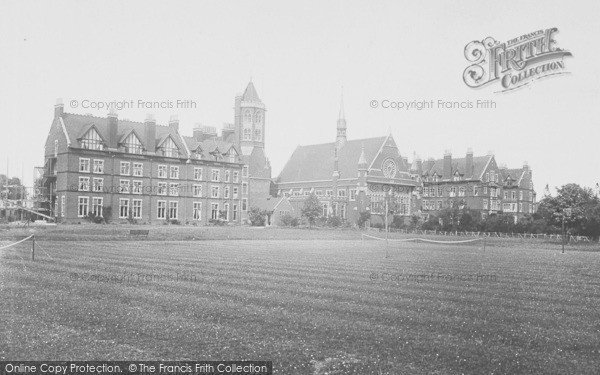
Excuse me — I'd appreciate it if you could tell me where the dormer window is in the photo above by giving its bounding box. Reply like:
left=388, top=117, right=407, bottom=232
left=160, top=137, right=178, bottom=158
left=227, top=150, right=236, bottom=163
left=80, top=128, right=103, bottom=150
left=122, top=132, right=143, bottom=154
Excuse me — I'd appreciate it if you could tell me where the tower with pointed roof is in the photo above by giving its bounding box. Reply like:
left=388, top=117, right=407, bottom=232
left=336, top=92, right=347, bottom=149
left=235, top=81, right=266, bottom=156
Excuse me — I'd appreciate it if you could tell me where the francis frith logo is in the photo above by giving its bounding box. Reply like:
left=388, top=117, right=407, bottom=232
left=463, top=27, right=572, bottom=92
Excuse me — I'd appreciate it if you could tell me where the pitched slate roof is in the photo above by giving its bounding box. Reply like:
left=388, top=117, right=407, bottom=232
left=278, top=137, right=388, bottom=183
left=422, top=155, right=492, bottom=180
left=181, top=136, right=237, bottom=157
left=60, top=112, right=186, bottom=153
left=242, top=82, right=261, bottom=103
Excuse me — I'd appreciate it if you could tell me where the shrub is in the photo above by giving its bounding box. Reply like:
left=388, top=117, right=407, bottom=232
left=248, top=207, right=267, bottom=226
left=357, top=211, right=370, bottom=228
left=326, top=215, right=342, bottom=227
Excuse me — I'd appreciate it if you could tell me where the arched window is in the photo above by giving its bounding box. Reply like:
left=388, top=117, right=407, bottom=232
left=243, top=128, right=252, bottom=140
left=255, top=111, right=262, bottom=124
left=254, top=128, right=262, bottom=141
left=122, top=132, right=143, bottom=154
left=243, top=110, right=252, bottom=124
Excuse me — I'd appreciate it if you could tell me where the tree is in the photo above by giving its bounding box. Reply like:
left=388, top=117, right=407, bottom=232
left=538, top=184, right=600, bottom=239
left=357, top=211, right=370, bottom=228
left=301, top=193, right=321, bottom=228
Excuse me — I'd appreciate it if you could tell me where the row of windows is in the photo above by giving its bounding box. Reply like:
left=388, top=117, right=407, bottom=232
left=242, top=128, right=263, bottom=141
left=78, top=176, right=243, bottom=198
left=283, top=188, right=357, bottom=200
left=243, top=110, right=263, bottom=124
left=78, top=158, right=241, bottom=182
left=73, top=196, right=240, bottom=221
left=320, top=202, right=348, bottom=219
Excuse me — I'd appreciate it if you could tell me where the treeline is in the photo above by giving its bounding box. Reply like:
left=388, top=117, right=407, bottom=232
left=417, top=184, right=600, bottom=240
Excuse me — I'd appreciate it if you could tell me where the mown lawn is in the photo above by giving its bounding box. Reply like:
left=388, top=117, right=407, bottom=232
left=1, top=238, right=599, bottom=374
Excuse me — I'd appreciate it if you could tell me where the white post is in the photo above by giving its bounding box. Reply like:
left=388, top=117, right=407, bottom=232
left=385, top=193, right=389, bottom=258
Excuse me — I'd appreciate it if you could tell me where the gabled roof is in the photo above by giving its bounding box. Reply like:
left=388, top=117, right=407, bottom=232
left=242, top=81, right=261, bottom=103
left=278, top=136, right=388, bottom=183
left=60, top=112, right=186, bottom=153
left=421, top=155, right=492, bottom=180
left=182, top=136, right=238, bottom=158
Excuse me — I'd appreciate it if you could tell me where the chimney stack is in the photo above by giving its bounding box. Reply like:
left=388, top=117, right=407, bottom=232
left=107, top=108, right=119, bottom=149
left=168, top=115, right=179, bottom=132
left=465, top=148, right=474, bottom=179
left=54, top=98, right=64, bottom=118
left=416, top=157, right=423, bottom=176
left=144, top=114, right=156, bottom=154
left=222, top=123, right=235, bottom=142
left=193, top=123, right=204, bottom=142
left=523, top=161, right=529, bottom=170
left=443, top=150, right=452, bottom=179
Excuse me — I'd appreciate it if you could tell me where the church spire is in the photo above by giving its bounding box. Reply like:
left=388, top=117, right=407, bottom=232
left=336, top=88, right=347, bottom=148
left=358, top=143, right=367, bottom=168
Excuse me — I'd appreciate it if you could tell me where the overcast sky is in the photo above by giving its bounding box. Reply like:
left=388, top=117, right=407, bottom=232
left=1, top=0, right=598, bottom=193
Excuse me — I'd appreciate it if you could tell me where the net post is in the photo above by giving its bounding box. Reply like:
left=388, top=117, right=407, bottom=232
left=483, top=236, right=486, bottom=252
left=31, top=235, right=35, bottom=261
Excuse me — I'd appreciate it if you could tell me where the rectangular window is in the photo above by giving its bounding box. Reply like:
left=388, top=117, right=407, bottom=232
left=483, top=200, right=488, bottom=209
left=211, top=203, right=219, bottom=220
left=93, top=159, right=104, bottom=174
left=170, top=165, right=179, bottom=179
left=224, top=186, right=230, bottom=199
left=211, top=186, right=219, bottom=198
left=157, top=182, right=167, bottom=196
left=79, top=158, right=90, bottom=173
left=233, top=171, right=239, bottom=183
left=242, top=166, right=248, bottom=178
left=79, top=176, right=90, bottom=191
left=120, top=161, right=130, bottom=176
left=233, top=187, right=239, bottom=199
left=322, top=203, right=329, bottom=217
left=132, top=199, right=142, bottom=219
left=316, top=190, right=323, bottom=196
left=232, top=204, right=238, bottom=221
left=338, top=190, right=346, bottom=198
left=168, top=201, right=178, bottom=219
left=92, top=197, right=103, bottom=217
left=349, top=189, right=356, bottom=201
left=341, top=204, right=346, bottom=219
left=54, top=140, right=59, bottom=157
left=157, top=200, right=166, bottom=219
left=242, top=198, right=247, bottom=211
left=78, top=196, right=89, bottom=217
left=132, top=180, right=143, bottom=194
left=193, top=202, right=202, bottom=220
left=326, top=190, right=332, bottom=197
left=225, top=170, right=230, bottom=183
left=61, top=195, right=65, bottom=217
left=119, top=198, right=129, bottom=218
left=193, top=184, right=202, bottom=197
left=437, top=200, right=443, bottom=210
left=223, top=203, right=229, bottom=221
left=133, top=162, right=143, bottom=177
left=169, top=183, right=179, bottom=196
left=211, top=169, right=220, bottom=182
left=242, top=182, right=248, bottom=195
left=519, top=191, right=523, bottom=200
left=158, top=165, right=167, bottom=178
left=483, top=186, right=488, bottom=194
left=194, top=167, right=203, bottom=181
left=474, top=187, right=479, bottom=196
left=459, top=187, right=465, bottom=197
left=120, top=179, right=130, bottom=194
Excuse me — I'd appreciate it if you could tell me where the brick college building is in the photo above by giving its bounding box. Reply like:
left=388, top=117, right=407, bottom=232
left=276, top=99, right=419, bottom=225
left=41, top=82, right=272, bottom=224
left=410, top=150, right=537, bottom=221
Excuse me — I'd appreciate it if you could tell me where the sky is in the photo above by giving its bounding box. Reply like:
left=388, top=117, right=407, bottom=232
left=0, top=0, right=598, bottom=194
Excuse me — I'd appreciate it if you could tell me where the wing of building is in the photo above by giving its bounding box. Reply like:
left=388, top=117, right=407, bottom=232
left=40, top=82, right=274, bottom=224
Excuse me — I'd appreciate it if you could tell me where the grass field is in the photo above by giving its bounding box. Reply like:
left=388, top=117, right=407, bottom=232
left=1, top=227, right=600, bottom=374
